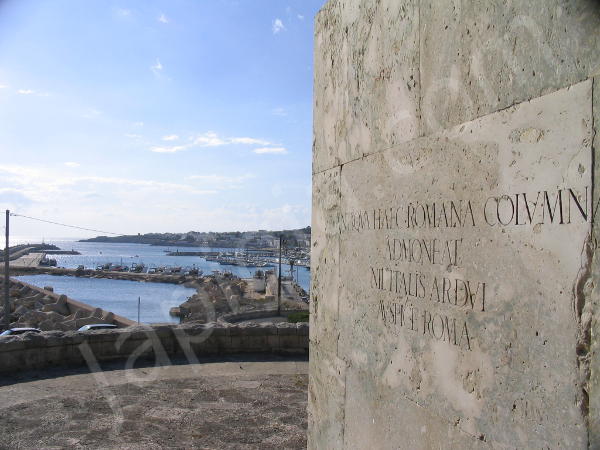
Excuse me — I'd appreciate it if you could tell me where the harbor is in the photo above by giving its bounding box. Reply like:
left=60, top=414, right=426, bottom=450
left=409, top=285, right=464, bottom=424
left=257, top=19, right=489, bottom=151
left=7, top=240, right=311, bottom=292
left=5, top=240, right=310, bottom=326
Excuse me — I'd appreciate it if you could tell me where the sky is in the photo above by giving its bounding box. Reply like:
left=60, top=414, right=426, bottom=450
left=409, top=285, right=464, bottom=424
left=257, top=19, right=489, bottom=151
left=0, top=0, right=325, bottom=240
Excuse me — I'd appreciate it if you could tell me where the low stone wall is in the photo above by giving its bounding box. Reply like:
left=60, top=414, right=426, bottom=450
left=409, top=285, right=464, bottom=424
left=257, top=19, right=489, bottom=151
left=219, top=309, right=307, bottom=323
left=0, top=322, right=309, bottom=374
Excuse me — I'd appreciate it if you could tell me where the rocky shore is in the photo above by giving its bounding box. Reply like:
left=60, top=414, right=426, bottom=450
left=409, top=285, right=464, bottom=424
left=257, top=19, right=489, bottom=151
left=0, top=278, right=134, bottom=332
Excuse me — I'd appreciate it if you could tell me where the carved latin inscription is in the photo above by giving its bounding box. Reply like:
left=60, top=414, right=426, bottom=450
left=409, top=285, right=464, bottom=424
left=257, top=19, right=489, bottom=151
left=341, top=186, right=590, bottom=351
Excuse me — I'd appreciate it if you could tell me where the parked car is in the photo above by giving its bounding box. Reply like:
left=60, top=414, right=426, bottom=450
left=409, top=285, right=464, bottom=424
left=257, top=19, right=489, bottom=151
left=0, top=328, right=42, bottom=336
left=78, top=324, right=118, bottom=332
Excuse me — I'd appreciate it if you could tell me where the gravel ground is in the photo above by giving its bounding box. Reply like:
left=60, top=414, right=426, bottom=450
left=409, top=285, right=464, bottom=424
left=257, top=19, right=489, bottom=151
left=0, top=358, right=308, bottom=449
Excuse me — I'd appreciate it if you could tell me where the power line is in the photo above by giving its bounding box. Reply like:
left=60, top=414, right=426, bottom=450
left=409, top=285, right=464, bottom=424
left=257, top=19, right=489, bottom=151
left=9, top=213, right=123, bottom=236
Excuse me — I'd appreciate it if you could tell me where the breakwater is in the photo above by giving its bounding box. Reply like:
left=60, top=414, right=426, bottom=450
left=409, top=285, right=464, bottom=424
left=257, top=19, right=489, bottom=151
left=3, top=277, right=135, bottom=331
left=10, top=266, right=191, bottom=284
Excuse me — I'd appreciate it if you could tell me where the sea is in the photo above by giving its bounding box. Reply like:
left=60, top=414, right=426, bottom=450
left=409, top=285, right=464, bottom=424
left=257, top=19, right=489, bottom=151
left=12, top=237, right=311, bottom=325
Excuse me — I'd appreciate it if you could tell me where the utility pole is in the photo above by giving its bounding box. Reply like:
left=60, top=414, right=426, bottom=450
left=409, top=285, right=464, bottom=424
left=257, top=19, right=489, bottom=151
left=277, top=235, right=282, bottom=316
left=4, top=210, right=10, bottom=330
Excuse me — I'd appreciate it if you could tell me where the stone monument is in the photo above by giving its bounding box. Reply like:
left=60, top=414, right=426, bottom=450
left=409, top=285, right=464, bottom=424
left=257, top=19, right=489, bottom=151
left=309, top=1, right=600, bottom=448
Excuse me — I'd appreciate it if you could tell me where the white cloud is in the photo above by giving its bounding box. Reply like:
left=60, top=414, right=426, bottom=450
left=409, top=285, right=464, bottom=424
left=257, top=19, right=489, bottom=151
left=125, top=133, right=142, bottom=139
left=0, top=164, right=217, bottom=200
left=253, top=147, right=288, bottom=155
left=17, top=89, right=34, bottom=95
left=150, top=145, right=188, bottom=153
left=297, top=14, right=304, bottom=20
left=272, top=18, right=285, bottom=34
left=64, top=162, right=80, bottom=168
left=158, top=13, right=169, bottom=23
left=133, top=121, right=144, bottom=128
left=272, top=107, right=287, bottom=116
left=151, top=58, right=164, bottom=77
left=229, top=137, right=271, bottom=145
left=0, top=165, right=315, bottom=237
left=193, top=132, right=228, bottom=147
left=148, top=132, right=279, bottom=154
left=0, top=84, right=8, bottom=89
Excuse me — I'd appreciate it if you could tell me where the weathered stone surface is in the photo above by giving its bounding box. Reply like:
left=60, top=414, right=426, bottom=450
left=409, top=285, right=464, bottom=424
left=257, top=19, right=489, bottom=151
left=313, top=0, right=420, bottom=174
left=420, top=0, right=600, bottom=134
left=308, top=349, right=346, bottom=449
left=311, top=1, right=599, bottom=447
left=311, top=168, right=342, bottom=358
left=333, top=81, right=592, bottom=448
left=589, top=75, right=600, bottom=449
left=342, top=366, right=486, bottom=449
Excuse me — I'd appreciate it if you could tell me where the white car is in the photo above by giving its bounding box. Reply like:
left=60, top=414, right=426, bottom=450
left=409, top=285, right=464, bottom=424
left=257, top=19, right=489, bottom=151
left=0, top=327, right=42, bottom=336
left=78, top=324, right=117, bottom=332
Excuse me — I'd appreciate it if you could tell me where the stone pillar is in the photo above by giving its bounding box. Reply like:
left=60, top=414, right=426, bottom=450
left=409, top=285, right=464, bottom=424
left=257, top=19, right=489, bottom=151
left=310, top=1, right=600, bottom=448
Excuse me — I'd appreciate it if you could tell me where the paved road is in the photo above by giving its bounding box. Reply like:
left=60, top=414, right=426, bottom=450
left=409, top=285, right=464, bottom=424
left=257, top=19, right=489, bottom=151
left=0, top=357, right=309, bottom=449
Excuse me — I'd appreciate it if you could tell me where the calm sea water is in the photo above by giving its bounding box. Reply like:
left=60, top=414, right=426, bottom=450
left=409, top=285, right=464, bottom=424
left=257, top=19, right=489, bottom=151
left=16, top=274, right=195, bottom=324
left=11, top=239, right=311, bottom=324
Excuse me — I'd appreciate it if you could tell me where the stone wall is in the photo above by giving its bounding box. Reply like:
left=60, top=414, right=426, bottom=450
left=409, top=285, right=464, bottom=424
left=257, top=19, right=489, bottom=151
left=310, top=1, right=600, bottom=449
left=219, top=309, right=308, bottom=323
left=0, top=322, right=309, bottom=374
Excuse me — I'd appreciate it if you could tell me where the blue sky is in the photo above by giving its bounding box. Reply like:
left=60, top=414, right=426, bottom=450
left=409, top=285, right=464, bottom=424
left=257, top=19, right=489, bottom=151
left=0, top=0, right=325, bottom=239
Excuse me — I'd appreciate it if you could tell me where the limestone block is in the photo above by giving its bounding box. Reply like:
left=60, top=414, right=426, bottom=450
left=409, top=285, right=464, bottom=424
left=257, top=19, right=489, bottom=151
left=311, top=167, right=342, bottom=357
left=258, top=323, right=278, bottom=335
left=313, top=0, right=420, bottom=173
left=230, top=335, right=242, bottom=350
left=279, top=334, right=300, bottom=349
left=420, top=0, right=600, bottom=134
left=0, top=338, right=25, bottom=352
left=308, top=350, right=346, bottom=450
left=590, top=75, right=600, bottom=449
left=242, top=335, right=268, bottom=351
left=267, top=334, right=280, bottom=350
left=342, top=366, right=487, bottom=449
left=214, top=334, right=231, bottom=350
left=335, top=81, right=592, bottom=448
left=276, top=323, right=297, bottom=336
